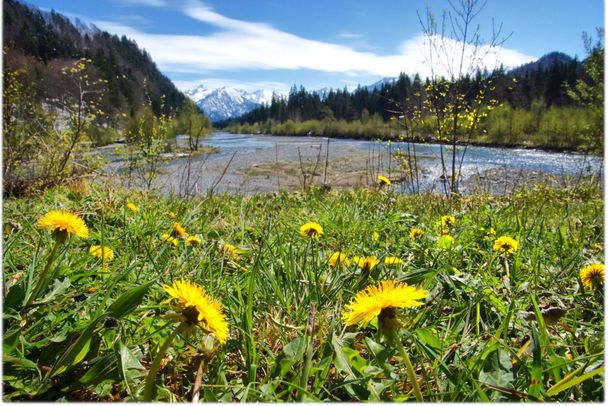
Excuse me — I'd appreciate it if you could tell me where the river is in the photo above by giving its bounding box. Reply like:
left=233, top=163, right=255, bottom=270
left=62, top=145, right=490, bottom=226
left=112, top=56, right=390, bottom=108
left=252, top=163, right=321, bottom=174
left=102, top=132, right=604, bottom=195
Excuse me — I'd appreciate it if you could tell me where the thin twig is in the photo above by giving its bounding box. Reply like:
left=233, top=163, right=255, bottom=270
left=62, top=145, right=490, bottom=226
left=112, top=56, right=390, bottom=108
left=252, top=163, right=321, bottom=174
left=208, top=151, right=236, bottom=197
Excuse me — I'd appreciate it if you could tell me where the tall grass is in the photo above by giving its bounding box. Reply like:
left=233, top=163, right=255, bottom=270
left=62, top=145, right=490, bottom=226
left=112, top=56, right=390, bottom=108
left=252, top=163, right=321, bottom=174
left=2, top=181, right=604, bottom=401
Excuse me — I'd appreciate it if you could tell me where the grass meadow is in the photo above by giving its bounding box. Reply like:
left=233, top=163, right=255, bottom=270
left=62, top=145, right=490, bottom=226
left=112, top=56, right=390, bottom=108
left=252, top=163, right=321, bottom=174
left=2, top=180, right=604, bottom=401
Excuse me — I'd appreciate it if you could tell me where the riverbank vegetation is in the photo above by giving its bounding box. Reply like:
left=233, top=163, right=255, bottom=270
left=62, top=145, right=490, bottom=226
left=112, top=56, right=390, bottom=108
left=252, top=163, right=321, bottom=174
left=2, top=59, right=211, bottom=197
left=3, top=179, right=604, bottom=401
left=2, top=56, right=211, bottom=197
left=223, top=97, right=596, bottom=151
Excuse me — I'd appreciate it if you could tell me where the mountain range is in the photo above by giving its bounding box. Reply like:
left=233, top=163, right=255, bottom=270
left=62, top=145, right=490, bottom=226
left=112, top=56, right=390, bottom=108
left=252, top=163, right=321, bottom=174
left=184, top=85, right=274, bottom=122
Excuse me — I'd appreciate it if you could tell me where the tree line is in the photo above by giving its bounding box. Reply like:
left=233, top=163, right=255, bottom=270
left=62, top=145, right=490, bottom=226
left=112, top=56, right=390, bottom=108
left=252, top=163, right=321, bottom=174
left=223, top=50, right=603, bottom=153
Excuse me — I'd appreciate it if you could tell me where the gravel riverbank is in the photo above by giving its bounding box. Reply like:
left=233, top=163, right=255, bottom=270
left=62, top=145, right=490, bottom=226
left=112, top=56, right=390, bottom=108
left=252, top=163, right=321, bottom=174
left=98, top=133, right=603, bottom=196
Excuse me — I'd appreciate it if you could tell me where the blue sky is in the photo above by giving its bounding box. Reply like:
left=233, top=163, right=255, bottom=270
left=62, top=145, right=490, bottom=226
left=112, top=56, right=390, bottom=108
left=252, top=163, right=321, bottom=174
left=24, top=0, right=605, bottom=93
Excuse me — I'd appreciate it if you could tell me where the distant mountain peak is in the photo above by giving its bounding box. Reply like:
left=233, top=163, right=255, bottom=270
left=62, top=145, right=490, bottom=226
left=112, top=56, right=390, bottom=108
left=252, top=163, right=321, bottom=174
left=185, top=85, right=274, bottom=122
left=510, top=52, right=576, bottom=76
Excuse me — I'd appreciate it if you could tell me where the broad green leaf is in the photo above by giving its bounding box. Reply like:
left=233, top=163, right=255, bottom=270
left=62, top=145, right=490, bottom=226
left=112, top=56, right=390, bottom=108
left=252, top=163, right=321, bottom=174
left=364, top=337, right=390, bottom=365
left=47, top=318, right=100, bottom=378
left=3, top=326, right=22, bottom=354
left=283, top=336, right=305, bottom=360
left=207, top=230, right=220, bottom=239
left=341, top=346, right=368, bottom=374
left=479, top=348, right=515, bottom=401
left=4, top=284, right=25, bottom=310
left=37, top=277, right=71, bottom=304
left=105, top=281, right=153, bottom=319
left=437, top=235, right=454, bottom=249
left=117, top=341, right=145, bottom=398
left=42, top=281, right=148, bottom=379
left=70, top=353, right=118, bottom=388
left=3, top=355, right=42, bottom=379
left=415, top=327, right=442, bottom=352
left=331, top=333, right=357, bottom=379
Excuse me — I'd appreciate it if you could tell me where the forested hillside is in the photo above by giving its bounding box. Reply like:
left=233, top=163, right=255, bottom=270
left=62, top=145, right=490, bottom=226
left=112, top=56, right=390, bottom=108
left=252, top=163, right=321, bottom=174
left=3, top=0, right=212, bottom=196
left=3, top=0, right=184, bottom=122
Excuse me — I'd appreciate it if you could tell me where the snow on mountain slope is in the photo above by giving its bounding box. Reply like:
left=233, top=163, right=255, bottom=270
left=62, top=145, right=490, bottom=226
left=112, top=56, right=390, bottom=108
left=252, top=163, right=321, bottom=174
left=185, top=85, right=274, bottom=122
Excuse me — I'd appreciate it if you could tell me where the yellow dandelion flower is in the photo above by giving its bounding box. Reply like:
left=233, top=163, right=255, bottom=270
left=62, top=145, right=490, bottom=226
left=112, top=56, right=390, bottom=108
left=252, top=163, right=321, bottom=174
left=168, top=211, right=176, bottom=219
left=384, top=257, right=403, bottom=267
left=37, top=210, right=89, bottom=239
left=186, top=236, right=202, bottom=246
left=89, top=245, right=115, bottom=261
left=163, top=279, right=229, bottom=343
left=409, top=228, right=423, bottom=239
left=485, top=227, right=496, bottom=238
left=377, top=175, right=391, bottom=186
left=126, top=202, right=138, bottom=213
left=299, top=222, right=323, bottom=239
left=329, top=251, right=350, bottom=267
left=493, top=236, right=518, bottom=255
left=441, top=215, right=456, bottom=229
left=173, top=222, right=189, bottom=238
left=342, top=280, right=428, bottom=327
left=162, top=233, right=179, bottom=247
left=580, top=263, right=604, bottom=290
left=353, top=256, right=380, bottom=272
left=222, top=243, right=240, bottom=260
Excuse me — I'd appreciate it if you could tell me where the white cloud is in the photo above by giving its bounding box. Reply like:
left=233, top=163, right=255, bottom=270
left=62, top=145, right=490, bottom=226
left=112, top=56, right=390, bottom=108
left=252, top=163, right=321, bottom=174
left=94, top=1, right=537, bottom=84
left=412, top=34, right=537, bottom=79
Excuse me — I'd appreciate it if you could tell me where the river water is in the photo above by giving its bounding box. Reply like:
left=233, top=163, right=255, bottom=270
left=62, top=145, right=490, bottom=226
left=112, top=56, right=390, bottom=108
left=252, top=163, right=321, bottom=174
left=197, top=132, right=603, bottom=174
left=105, top=132, right=604, bottom=195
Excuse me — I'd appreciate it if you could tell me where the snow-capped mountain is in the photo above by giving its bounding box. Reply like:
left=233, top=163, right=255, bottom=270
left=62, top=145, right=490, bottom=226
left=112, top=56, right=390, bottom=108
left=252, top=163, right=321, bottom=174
left=184, top=78, right=399, bottom=122
left=365, top=77, right=396, bottom=92
left=185, top=85, right=273, bottom=122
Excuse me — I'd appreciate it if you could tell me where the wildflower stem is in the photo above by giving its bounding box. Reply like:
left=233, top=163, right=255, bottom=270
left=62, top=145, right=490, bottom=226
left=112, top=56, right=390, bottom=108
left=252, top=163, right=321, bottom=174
left=143, top=323, right=185, bottom=401
left=395, top=339, right=423, bottom=401
left=191, top=356, right=205, bottom=403
left=25, top=238, right=63, bottom=307
left=297, top=303, right=316, bottom=401
left=502, top=256, right=510, bottom=281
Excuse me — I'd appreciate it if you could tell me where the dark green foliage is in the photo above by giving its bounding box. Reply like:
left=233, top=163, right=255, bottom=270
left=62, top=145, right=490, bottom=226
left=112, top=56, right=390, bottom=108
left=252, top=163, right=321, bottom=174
left=3, top=0, right=185, bottom=120
left=565, top=29, right=604, bottom=154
